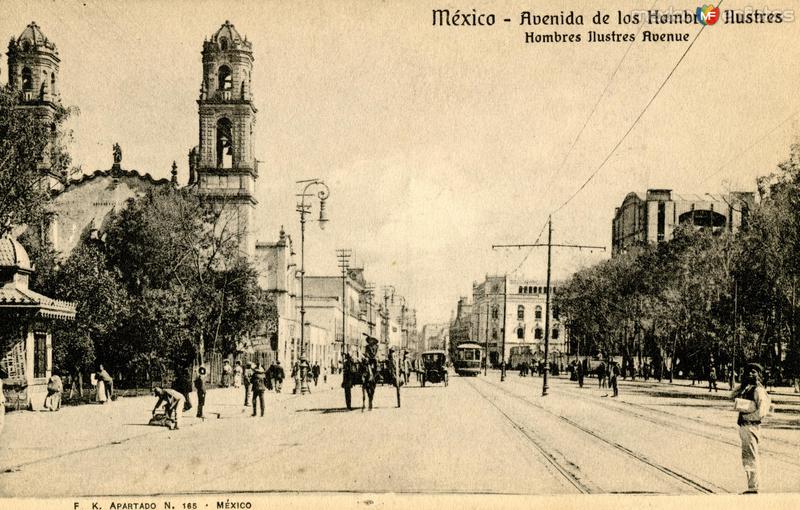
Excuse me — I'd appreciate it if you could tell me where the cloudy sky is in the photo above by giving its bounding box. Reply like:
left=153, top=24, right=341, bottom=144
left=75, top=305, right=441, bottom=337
left=3, top=0, right=799, bottom=325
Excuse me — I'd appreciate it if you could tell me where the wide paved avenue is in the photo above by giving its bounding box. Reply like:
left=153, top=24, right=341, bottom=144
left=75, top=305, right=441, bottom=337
left=1, top=373, right=799, bottom=497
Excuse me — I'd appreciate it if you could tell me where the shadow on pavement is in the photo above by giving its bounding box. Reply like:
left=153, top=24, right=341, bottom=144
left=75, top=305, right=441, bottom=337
left=295, top=407, right=354, bottom=414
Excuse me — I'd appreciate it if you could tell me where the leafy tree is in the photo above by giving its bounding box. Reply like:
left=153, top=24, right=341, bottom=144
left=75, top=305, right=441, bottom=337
left=0, top=86, right=75, bottom=237
left=48, top=240, right=129, bottom=383
left=104, top=187, right=270, bottom=375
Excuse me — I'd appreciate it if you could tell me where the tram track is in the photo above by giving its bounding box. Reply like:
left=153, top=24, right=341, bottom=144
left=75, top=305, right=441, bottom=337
left=465, top=378, right=594, bottom=494
left=537, top=379, right=800, bottom=466
left=476, top=377, right=726, bottom=494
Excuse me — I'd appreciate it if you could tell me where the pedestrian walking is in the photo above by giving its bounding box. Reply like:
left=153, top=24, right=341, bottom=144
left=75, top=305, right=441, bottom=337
left=323, top=366, right=328, bottom=384
left=312, top=363, right=320, bottom=386
left=243, top=362, right=253, bottom=406
left=610, top=361, right=620, bottom=397
left=291, top=361, right=299, bottom=394
left=274, top=360, right=284, bottom=393
left=194, top=366, right=206, bottom=418
left=152, top=386, right=185, bottom=430
left=221, top=359, right=232, bottom=388
left=298, top=358, right=312, bottom=392
left=45, top=370, right=63, bottom=411
left=97, top=364, right=114, bottom=402
left=732, top=362, right=771, bottom=494
left=708, top=365, right=718, bottom=392
left=233, top=360, right=243, bottom=388
left=251, top=365, right=267, bottom=417
left=597, top=363, right=606, bottom=388
left=576, top=359, right=585, bottom=388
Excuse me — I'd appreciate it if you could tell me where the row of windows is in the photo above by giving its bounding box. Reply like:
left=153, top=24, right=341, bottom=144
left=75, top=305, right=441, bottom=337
left=487, top=304, right=560, bottom=320
left=518, top=286, right=557, bottom=294
left=488, top=327, right=561, bottom=340
left=516, top=327, right=560, bottom=340
left=516, top=305, right=559, bottom=320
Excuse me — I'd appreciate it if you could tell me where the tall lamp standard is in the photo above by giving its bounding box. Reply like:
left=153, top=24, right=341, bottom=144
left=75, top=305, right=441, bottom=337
left=297, top=178, right=330, bottom=395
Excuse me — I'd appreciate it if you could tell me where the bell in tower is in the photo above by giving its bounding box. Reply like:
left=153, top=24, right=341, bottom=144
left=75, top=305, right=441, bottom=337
left=194, top=21, right=258, bottom=258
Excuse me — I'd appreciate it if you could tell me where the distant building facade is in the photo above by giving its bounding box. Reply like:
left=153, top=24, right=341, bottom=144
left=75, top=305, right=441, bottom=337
left=472, top=275, right=567, bottom=367
left=612, top=189, right=753, bottom=256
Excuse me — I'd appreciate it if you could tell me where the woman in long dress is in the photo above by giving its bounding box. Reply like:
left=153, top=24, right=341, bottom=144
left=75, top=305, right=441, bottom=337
left=96, top=378, right=107, bottom=404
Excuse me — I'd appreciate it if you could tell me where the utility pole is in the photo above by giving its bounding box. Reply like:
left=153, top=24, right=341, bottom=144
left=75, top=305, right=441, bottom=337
left=484, top=299, right=490, bottom=376
left=501, top=274, right=507, bottom=382
left=336, top=249, right=352, bottom=365
left=365, top=284, right=375, bottom=337
left=493, top=215, right=605, bottom=396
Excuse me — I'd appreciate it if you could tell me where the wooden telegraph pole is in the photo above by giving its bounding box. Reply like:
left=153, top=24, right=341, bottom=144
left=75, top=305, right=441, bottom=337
left=493, top=215, right=605, bottom=396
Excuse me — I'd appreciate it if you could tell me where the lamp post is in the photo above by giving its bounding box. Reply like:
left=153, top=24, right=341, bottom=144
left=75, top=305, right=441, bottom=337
left=297, top=178, right=330, bottom=395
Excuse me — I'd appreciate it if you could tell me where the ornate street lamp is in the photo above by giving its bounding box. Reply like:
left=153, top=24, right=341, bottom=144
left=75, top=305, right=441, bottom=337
left=297, top=178, right=330, bottom=395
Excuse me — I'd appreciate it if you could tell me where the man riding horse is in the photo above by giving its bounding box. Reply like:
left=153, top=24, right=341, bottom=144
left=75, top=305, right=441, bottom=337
left=341, top=335, right=401, bottom=411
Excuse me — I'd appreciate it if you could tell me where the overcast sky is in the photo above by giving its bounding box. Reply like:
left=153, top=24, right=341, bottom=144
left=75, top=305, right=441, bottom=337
left=3, top=0, right=799, bottom=325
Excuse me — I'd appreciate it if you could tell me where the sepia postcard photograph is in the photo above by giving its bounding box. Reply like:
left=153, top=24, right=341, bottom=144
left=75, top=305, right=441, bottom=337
left=0, top=0, right=799, bottom=508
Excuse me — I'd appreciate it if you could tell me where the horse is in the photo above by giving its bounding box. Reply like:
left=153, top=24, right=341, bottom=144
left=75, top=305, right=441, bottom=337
left=359, top=360, right=377, bottom=411
left=342, top=357, right=399, bottom=411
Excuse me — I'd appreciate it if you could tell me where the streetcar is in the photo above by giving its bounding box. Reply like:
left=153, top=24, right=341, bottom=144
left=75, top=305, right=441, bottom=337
left=453, top=343, right=483, bottom=376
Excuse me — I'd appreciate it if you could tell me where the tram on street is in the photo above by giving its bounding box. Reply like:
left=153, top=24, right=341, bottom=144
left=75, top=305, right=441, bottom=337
left=453, top=343, right=483, bottom=376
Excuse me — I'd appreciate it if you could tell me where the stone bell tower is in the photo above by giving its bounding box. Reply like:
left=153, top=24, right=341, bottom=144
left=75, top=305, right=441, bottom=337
left=7, top=22, right=61, bottom=190
left=7, top=21, right=60, bottom=115
left=194, top=20, right=258, bottom=258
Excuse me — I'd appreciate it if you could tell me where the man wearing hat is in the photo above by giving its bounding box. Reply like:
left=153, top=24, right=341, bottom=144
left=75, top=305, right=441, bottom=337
left=732, top=362, right=771, bottom=493
left=251, top=364, right=267, bottom=417
left=194, top=366, right=207, bottom=419
left=364, top=335, right=379, bottom=381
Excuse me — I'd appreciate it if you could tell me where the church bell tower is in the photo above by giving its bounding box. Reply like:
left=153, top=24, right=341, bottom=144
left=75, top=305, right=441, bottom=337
left=195, top=20, right=258, bottom=258
left=7, top=22, right=61, bottom=189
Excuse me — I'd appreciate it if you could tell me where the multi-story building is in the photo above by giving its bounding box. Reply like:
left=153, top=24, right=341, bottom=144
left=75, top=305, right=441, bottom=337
left=612, top=189, right=753, bottom=256
left=472, top=275, right=567, bottom=367
left=420, top=323, right=449, bottom=351
left=302, top=269, right=375, bottom=368
left=449, top=297, right=472, bottom=346
left=253, top=227, right=298, bottom=368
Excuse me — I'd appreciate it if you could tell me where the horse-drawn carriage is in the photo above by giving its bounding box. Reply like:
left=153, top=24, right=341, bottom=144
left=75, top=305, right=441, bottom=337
left=420, top=350, right=448, bottom=387
left=341, top=336, right=401, bottom=411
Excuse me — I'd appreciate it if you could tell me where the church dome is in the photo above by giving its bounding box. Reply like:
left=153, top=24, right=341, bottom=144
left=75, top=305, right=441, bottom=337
left=208, top=20, right=251, bottom=51
left=13, top=21, right=57, bottom=53
left=0, top=236, right=32, bottom=272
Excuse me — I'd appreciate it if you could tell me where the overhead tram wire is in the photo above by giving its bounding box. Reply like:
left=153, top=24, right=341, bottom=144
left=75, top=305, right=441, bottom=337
left=552, top=1, right=722, bottom=215
left=541, top=0, right=661, bottom=190
left=509, top=218, right=548, bottom=276
left=696, top=108, right=800, bottom=186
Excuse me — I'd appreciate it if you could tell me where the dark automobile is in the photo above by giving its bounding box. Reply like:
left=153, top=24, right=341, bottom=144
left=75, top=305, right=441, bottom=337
left=421, top=350, right=448, bottom=387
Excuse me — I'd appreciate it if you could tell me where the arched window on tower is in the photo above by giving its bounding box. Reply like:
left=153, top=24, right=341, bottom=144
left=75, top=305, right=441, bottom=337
left=517, top=305, right=525, bottom=320
left=51, top=72, right=56, bottom=95
left=216, top=117, right=234, bottom=168
left=218, top=65, right=232, bottom=91
left=535, top=306, right=542, bottom=320
left=220, top=37, right=228, bottom=50
left=22, top=67, right=33, bottom=90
